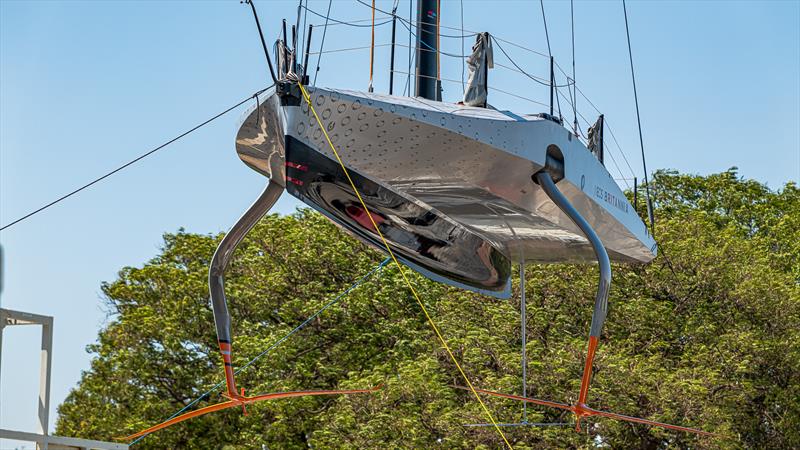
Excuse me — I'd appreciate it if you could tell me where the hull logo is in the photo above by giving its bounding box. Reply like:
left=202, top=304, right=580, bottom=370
left=595, top=185, right=629, bottom=213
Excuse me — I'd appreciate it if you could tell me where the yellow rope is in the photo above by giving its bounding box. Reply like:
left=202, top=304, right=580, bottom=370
left=297, top=82, right=513, bottom=449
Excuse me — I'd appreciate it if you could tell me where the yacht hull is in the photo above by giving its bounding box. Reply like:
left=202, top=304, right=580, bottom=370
left=235, top=86, right=656, bottom=297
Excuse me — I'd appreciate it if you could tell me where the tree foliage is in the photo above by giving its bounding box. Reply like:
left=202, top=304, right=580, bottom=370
left=56, top=169, right=799, bottom=449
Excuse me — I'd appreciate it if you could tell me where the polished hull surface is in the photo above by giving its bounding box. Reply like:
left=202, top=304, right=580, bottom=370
left=235, top=87, right=656, bottom=297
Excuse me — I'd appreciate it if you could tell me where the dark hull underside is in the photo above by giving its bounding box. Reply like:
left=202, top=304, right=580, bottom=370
left=285, top=135, right=512, bottom=297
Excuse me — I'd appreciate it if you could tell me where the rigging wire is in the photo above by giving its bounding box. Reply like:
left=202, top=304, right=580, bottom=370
left=493, top=62, right=571, bottom=88
left=294, top=0, right=303, bottom=64
left=404, top=0, right=412, bottom=96
left=356, top=0, right=478, bottom=37
left=396, top=68, right=555, bottom=112
left=368, top=0, right=376, bottom=92
left=555, top=64, right=639, bottom=182
left=538, top=0, right=563, bottom=120
left=305, top=4, right=470, bottom=39
left=397, top=19, right=467, bottom=59
left=0, top=87, right=272, bottom=232
left=309, top=17, right=392, bottom=29
left=573, top=84, right=638, bottom=179
left=436, top=0, right=441, bottom=83
left=460, top=0, right=466, bottom=91
left=312, top=0, right=333, bottom=86
left=556, top=87, right=632, bottom=190
left=622, top=0, right=655, bottom=233
left=417, top=26, right=476, bottom=39
left=299, top=0, right=309, bottom=73
left=303, top=5, right=392, bottom=28
left=309, top=43, right=394, bottom=56
left=493, top=39, right=573, bottom=88
left=553, top=58, right=580, bottom=126
left=245, top=0, right=278, bottom=83
left=493, top=84, right=560, bottom=110
left=570, top=0, right=578, bottom=135
left=492, top=36, right=550, bottom=59
left=603, top=120, right=638, bottom=178
left=130, top=257, right=391, bottom=445
left=538, top=0, right=553, bottom=59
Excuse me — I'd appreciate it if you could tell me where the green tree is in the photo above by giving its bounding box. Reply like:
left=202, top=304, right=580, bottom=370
left=56, top=170, right=799, bottom=449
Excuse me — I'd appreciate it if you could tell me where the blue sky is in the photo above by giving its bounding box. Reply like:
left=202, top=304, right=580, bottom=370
left=1, top=0, right=798, bottom=444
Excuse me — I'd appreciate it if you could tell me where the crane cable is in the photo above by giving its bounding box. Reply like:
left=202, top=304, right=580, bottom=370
left=0, top=87, right=272, bottom=232
left=297, top=82, right=513, bottom=450
left=622, top=0, right=655, bottom=235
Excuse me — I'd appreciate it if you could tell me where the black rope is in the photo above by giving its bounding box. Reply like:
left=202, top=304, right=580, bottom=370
left=622, top=0, right=654, bottom=234
left=312, top=0, right=333, bottom=86
left=0, top=87, right=272, bottom=231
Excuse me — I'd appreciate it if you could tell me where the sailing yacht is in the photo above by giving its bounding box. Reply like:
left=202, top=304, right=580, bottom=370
left=126, top=0, right=714, bottom=442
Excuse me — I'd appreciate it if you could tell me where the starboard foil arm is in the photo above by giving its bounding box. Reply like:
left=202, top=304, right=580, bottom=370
left=535, top=170, right=610, bottom=417
left=535, top=169, right=610, bottom=430
left=455, top=172, right=713, bottom=438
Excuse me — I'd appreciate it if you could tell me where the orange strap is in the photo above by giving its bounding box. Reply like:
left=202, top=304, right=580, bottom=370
left=459, top=385, right=717, bottom=437
left=122, top=386, right=381, bottom=441
left=577, top=335, right=598, bottom=405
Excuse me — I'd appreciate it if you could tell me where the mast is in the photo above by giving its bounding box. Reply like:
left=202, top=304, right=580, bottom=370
left=415, top=0, right=441, bottom=100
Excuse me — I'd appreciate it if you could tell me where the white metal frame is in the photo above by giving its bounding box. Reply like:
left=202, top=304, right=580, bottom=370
left=0, top=308, right=127, bottom=450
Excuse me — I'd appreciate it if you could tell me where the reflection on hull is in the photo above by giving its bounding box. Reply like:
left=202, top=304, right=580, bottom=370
left=285, top=135, right=512, bottom=297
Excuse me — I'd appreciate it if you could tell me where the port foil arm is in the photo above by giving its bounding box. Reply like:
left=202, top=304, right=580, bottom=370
left=209, top=180, right=284, bottom=398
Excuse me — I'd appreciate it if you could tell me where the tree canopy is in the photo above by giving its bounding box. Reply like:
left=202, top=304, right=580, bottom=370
left=56, top=169, right=799, bottom=449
